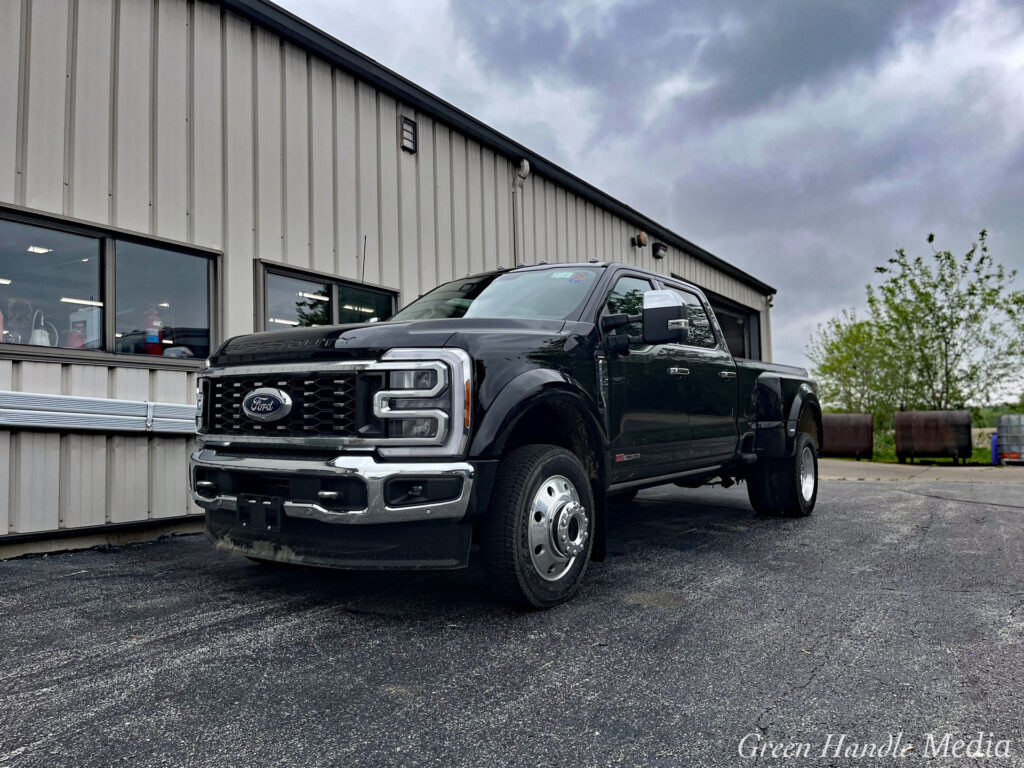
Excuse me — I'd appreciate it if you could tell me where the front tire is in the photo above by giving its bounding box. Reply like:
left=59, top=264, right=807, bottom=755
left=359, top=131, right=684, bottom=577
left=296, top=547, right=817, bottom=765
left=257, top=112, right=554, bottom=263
left=480, top=445, right=595, bottom=609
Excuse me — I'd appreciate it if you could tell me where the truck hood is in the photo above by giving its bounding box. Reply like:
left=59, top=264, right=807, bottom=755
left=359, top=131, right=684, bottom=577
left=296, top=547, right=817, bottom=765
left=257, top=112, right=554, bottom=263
left=210, top=318, right=572, bottom=366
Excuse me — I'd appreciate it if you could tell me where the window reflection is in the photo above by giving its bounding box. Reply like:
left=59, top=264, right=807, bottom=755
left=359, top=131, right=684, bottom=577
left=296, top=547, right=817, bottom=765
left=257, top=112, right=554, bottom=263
left=114, top=241, right=210, bottom=358
left=264, top=270, right=394, bottom=328
left=0, top=219, right=103, bottom=349
left=337, top=284, right=392, bottom=324
left=266, top=273, right=331, bottom=328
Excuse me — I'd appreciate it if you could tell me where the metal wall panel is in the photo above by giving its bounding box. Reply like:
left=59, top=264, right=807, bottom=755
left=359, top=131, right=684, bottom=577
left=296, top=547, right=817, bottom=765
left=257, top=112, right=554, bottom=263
left=254, top=28, right=284, bottom=264
left=450, top=132, right=469, bottom=280
left=333, top=70, right=359, bottom=282
left=397, top=108, right=418, bottom=301
left=10, top=432, right=61, bottom=532
left=309, top=58, right=334, bottom=275
left=414, top=115, right=437, bottom=297
left=154, top=0, right=189, bottom=241
left=107, top=434, right=148, bottom=523
left=23, top=0, right=70, bottom=213
left=356, top=81, right=379, bottom=286
left=466, top=141, right=483, bottom=275
left=377, top=94, right=399, bottom=290
left=113, top=0, right=152, bottom=233
left=190, top=0, right=223, bottom=249
left=282, top=42, right=310, bottom=269
left=433, top=123, right=454, bottom=285
left=0, top=0, right=20, bottom=205
left=60, top=433, right=107, bottom=528
left=69, top=0, right=114, bottom=224
left=221, top=11, right=256, bottom=338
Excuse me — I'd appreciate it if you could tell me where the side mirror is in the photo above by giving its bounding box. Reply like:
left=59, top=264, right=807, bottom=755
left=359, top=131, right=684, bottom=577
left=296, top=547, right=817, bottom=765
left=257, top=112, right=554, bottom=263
left=642, top=290, right=688, bottom=345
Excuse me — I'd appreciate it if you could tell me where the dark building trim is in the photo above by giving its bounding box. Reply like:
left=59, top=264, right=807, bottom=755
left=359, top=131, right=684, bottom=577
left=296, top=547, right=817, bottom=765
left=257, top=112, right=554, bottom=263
left=218, top=0, right=777, bottom=296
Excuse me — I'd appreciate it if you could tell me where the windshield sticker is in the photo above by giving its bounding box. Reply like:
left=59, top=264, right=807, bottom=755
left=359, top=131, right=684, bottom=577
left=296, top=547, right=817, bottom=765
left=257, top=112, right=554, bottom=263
left=569, top=273, right=587, bottom=283
left=550, top=271, right=573, bottom=278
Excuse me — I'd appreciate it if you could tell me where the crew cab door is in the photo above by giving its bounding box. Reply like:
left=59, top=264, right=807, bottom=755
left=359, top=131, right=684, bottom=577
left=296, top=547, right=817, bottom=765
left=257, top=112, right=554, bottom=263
left=662, top=284, right=739, bottom=464
left=600, top=273, right=689, bottom=482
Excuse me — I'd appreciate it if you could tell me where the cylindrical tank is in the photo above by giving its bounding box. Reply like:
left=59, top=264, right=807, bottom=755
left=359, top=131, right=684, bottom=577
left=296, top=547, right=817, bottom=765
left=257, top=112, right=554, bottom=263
left=997, top=414, right=1024, bottom=465
left=820, top=413, right=874, bottom=459
left=894, top=410, right=972, bottom=464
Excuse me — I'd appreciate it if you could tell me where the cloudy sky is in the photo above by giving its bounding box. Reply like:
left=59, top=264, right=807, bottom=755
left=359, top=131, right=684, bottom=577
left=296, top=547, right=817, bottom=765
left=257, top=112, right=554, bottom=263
left=280, top=0, right=1024, bottom=369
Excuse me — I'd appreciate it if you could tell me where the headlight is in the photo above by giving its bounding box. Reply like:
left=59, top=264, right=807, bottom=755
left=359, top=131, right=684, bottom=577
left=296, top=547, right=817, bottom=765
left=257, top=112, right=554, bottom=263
left=371, top=349, right=472, bottom=457
left=389, top=369, right=438, bottom=390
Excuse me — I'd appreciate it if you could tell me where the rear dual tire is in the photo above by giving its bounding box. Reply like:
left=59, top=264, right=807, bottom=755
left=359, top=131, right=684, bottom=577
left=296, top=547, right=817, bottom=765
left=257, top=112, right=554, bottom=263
left=747, top=431, right=818, bottom=517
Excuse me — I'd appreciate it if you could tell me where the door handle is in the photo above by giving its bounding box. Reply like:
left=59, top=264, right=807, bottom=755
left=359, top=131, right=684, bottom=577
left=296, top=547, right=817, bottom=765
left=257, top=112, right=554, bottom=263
left=718, top=370, right=736, bottom=379
left=668, top=367, right=690, bottom=376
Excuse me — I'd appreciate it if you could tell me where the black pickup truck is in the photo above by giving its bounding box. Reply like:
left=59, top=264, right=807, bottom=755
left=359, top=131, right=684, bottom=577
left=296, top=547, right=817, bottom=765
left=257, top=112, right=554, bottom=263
left=191, top=262, right=822, bottom=608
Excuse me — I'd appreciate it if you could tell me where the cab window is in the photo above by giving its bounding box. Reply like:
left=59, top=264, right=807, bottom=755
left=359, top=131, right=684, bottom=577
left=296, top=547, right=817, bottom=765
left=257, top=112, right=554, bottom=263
left=603, top=275, right=652, bottom=336
left=664, top=286, right=718, bottom=349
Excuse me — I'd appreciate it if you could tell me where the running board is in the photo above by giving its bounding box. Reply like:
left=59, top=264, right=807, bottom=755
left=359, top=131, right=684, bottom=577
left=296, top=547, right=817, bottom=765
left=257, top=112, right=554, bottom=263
left=608, top=464, right=726, bottom=493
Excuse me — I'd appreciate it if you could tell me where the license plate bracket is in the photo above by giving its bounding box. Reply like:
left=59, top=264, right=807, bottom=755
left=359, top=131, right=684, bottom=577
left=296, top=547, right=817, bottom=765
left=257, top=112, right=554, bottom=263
left=237, top=495, right=284, bottom=532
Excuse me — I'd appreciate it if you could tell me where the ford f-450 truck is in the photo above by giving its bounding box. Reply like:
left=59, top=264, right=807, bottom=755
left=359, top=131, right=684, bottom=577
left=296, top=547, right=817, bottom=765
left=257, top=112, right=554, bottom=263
left=191, top=262, right=822, bottom=608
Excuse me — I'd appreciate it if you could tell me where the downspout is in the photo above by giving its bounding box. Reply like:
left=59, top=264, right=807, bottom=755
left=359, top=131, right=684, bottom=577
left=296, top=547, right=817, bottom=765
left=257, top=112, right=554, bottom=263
left=511, top=159, right=530, bottom=265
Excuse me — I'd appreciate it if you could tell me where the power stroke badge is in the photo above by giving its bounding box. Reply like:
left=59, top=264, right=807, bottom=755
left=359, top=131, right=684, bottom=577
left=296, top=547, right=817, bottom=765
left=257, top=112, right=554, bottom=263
left=241, top=388, right=293, bottom=423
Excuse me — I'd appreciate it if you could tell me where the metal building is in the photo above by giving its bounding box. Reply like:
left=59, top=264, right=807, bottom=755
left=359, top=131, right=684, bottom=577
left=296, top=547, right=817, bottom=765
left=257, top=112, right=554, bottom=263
left=0, top=0, right=777, bottom=544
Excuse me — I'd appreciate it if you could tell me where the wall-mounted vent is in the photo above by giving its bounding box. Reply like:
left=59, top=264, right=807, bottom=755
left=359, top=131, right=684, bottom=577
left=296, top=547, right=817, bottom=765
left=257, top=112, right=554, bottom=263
left=400, top=117, right=417, bottom=153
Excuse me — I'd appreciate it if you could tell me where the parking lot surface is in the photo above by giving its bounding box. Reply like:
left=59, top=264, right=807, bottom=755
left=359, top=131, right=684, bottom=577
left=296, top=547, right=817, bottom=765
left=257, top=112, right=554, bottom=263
left=3, top=477, right=1024, bottom=767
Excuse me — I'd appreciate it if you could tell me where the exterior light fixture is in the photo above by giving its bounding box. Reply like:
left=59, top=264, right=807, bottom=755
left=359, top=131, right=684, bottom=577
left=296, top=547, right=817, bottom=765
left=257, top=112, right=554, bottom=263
left=268, top=317, right=300, bottom=326
left=631, top=231, right=648, bottom=248
left=652, top=242, right=667, bottom=259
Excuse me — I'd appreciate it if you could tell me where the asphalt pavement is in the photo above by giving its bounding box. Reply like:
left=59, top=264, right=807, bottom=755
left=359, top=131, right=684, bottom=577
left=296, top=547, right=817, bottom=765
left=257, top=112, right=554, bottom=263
left=2, top=475, right=1024, bottom=767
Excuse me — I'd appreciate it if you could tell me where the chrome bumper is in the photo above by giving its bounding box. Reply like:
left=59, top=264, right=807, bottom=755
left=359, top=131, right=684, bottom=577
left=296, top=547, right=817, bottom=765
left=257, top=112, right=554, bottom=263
left=190, top=449, right=474, bottom=525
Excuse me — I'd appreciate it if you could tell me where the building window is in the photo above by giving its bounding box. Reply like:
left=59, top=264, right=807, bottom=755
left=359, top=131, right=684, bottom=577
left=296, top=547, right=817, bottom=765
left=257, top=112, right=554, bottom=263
left=266, top=272, right=332, bottom=328
left=706, top=297, right=761, bottom=360
left=400, top=117, right=417, bottom=154
left=262, top=265, right=394, bottom=330
left=0, top=214, right=215, bottom=361
left=114, top=241, right=211, bottom=358
left=0, top=219, right=103, bottom=349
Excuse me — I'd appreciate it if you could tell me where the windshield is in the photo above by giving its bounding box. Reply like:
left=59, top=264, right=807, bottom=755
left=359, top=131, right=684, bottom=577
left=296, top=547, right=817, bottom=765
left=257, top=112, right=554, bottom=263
left=390, top=267, right=602, bottom=322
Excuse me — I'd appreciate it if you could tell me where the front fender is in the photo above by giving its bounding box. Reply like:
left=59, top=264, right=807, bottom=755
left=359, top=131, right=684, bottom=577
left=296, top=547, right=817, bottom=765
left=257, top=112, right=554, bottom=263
left=469, top=368, right=608, bottom=460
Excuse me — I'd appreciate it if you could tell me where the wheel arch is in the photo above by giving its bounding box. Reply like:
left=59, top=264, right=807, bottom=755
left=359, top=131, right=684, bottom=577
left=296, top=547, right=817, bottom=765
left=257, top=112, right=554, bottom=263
left=470, top=369, right=610, bottom=561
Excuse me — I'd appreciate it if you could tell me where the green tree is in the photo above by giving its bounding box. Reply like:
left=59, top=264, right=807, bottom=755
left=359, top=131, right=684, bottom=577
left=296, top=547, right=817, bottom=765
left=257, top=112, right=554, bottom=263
left=808, top=230, right=1024, bottom=420
left=806, top=310, right=894, bottom=424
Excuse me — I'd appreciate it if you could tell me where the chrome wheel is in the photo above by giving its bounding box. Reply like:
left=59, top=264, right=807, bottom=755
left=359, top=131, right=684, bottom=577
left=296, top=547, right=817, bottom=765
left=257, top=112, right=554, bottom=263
left=527, top=474, right=589, bottom=582
left=799, top=444, right=816, bottom=502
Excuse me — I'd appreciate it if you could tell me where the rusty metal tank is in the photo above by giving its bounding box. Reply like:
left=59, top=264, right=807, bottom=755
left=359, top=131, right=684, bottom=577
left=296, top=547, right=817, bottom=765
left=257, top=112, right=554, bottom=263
left=821, top=413, right=874, bottom=459
left=894, top=410, right=972, bottom=464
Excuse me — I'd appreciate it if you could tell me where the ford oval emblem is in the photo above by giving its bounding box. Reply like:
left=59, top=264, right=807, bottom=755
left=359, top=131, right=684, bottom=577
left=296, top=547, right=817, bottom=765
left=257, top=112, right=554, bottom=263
left=241, top=387, right=293, bottom=423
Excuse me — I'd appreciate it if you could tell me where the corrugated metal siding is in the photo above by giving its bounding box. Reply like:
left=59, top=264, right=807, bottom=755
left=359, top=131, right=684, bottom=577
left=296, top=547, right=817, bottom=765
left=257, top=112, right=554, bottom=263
left=0, top=360, right=198, bottom=535
left=0, top=0, right=773, bottom=539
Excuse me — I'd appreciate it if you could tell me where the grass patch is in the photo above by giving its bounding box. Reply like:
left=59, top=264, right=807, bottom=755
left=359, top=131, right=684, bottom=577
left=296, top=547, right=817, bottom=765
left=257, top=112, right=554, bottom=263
left=829, top=431, right=995, bottom=465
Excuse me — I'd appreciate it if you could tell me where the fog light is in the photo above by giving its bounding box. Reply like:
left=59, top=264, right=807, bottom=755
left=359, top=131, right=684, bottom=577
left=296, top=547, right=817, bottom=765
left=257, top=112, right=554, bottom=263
left=385, top=477, right=463, bottom=507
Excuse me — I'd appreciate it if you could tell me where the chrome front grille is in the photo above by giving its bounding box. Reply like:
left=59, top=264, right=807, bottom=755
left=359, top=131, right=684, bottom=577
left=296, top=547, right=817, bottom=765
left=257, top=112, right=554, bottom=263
left=204, top=373, right=358, bottom=437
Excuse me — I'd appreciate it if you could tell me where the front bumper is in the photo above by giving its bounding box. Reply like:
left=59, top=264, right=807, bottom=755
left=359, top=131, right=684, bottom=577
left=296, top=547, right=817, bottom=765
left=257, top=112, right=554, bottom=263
left=190, top=449, right=480, bottom=569
left=190, top=449, right=475, bottom=525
